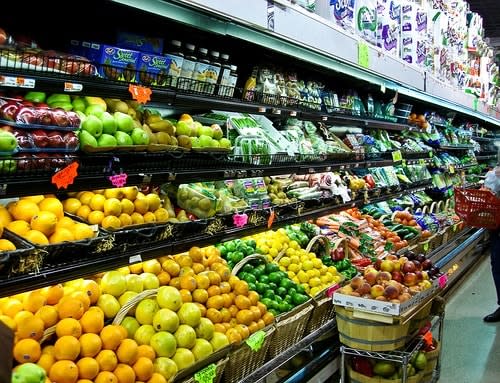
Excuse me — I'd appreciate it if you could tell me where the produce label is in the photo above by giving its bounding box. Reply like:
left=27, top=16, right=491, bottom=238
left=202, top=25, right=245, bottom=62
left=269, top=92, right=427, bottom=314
left=129, top=84, right=152, bottom=104
left=391, top=150, right=402, bottom=162
left=0, top=75, right=35, bottom=88
left=358, top=41, right=370, bottom=68
left=267, top=210, right=276, bottom=229
left=423, top=242, right=429, bottom=252
left=64, top=82, right=83, bottom=92
left=438, top=274, right=448, bottom=288
left=423, top=331, right=433, bottom=347
left=326, top=283, right=341, bottom=297
left=194, top=363, right=216, bottom=383
left=246, top=330, right=265, bottom=351
left=51, top=161, right=79, bottom=189
left=233, top=213, right=248, bottom=227
left=109, top=173, right=128, bottom=187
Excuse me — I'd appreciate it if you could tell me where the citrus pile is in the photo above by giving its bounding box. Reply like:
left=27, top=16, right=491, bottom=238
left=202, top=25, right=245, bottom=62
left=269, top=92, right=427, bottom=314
left=248, top=228, right=295, bottom=259
left=1, top=195, right=96, bottom=245
left=216, top=238, right=257, bottom=269
left=62, top=187, right=170, bottom=230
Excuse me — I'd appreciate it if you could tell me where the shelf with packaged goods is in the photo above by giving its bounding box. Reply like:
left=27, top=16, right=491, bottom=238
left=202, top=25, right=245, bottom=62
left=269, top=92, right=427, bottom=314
left=0, top=181, right=433, bottom=297
left=109, top=0, right=500, bottom=126
left=476, top=154, right=498, bottom=161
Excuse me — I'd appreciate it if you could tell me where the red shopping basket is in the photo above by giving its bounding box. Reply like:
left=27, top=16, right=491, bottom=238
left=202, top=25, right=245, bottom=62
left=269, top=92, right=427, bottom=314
left=454, top=188, right=500, bottom=230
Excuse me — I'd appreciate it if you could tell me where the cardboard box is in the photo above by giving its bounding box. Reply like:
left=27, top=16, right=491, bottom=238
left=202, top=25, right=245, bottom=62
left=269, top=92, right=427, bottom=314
left=97, top=45, right=140, bottom=83
left=137, top=53, right=172, bottom=86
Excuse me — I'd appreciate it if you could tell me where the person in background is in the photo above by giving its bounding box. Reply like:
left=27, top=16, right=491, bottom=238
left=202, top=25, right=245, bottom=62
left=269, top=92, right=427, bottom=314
left=483, top=165, right=500, bottom=322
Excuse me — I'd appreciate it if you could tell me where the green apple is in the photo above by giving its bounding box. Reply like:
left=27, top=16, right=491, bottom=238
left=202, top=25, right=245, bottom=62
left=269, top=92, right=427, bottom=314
left=85, top=104, right=105, bottom=117
left=121, top=316, right=140, bottom=338
left=72, top=97, right=87, bottom=113
left=11, top=363, right=46, bottom=383
left=211, top=124, right=223, bottom=139
left=134, top=324, right=156, bottom=345
left=198, top=125, right=213, bottom=138
left=195, top=317, right=214, bottom=340
left=82, top=115, right=103, bottom=137
left=211, top=139, right=220, bottom=148
left=50, top=102, right=73, bottom=111
left=125, top=274, right=144, bottom=293
left=219, top=138, right=231, bottom=148
left=24, top=91, right=46, bottom=103
left=153, top=308, right=179, bottom=332
left=114, top=131, right=133, bottom=146
left=47, top=93, right=71, bottom=105
left=114, top=111, right=134, bottom=133
left=0, top=159, right=17, bottom=174
left=131, top=128, right=149, bottom=145
left=0, top=131, right=18, bottom=152
left=150, top=331, right=177, bottom=358
left=98, top=134, right=117, bottom=147
left=190, top=137, right=200, bottom=148
left=198, top=135, right=213, bottom=147
left=191, top=338, right=213, bottom=362
left=100, top=112, right=117, bottom=134
left=79, top=130, right=98, bottom=147
left=172, top=348, right=195, bottom=370
left=176, top=120, right=192, bottom=136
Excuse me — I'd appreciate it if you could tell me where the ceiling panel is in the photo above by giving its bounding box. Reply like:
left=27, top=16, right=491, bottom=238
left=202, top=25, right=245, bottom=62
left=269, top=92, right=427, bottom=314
left=468, top=0, right=500, bottom=39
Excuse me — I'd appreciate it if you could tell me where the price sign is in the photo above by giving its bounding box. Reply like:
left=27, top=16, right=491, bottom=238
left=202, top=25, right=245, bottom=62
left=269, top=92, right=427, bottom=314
left=129, top=254, right=142, bottom=264
left=326, top=284, right=340, bottom=298
left=358, top=41, right=370, bottom=69
left=194, top=363, right=217, bottom=383
left=473, top=97, right=479, bottom=111
left=246, top=330, right=265, bottom=351
left=423, top=331, right=433, bottom=347
left=109, top=173, right=128, bottom=187
left=0, top=75, right=35, bottom=88
left=392, top=150, right=403, bottom=162
left=51, top=161, right=79, bottom=189
left=448, top=165, right=455, bottom=174
left=438, top=274, right=448, bottom=288
left=129, top=84, right=152, bottom=104
left=233, top=213, right=248, bottom=228
left=419, top=159, right=427, bottom=166
left=423, top=242, right=429, bottom=252
left=64, top=82, right=83, bottom=92
left=267, top=209, right=275, bottom=229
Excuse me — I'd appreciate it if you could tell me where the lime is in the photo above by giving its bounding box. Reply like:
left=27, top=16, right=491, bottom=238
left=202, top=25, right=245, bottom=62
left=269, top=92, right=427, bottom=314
left=247, top=239, right=257, bottom=249
left=227, top=261, right=235, bottom=269
left=268, top=272, right=282, bottom=285
left=284, top=295, right=293, bottom=304
left=255, top=283, right=268, bottom=294
left=268, top=282, right=277, bottom=291
left=241, top=264, right=254, bottom=274
left=273, top=295, right=283, bottom=304
left=278, top=302, right=290, bottom=313
left=243, top=273, right=257, bottom=285
left=225, top=241, right=236, bottom=252
left=295, top=284, right=306, bottom=294
left=265, top=263, right=279, bottom=274
left=248, top=282, right=257, bottom=292
left=260, top=298, right=273, bottom=308
left=292, top=293, right=309, bottom=306
left=279, top=278, right=293, bottom=290
left=263, top=290, right=275, bottom=300
left=276, top=287, right=287, bottom=297
left=216, top=244, right=227, bottom=257
left=258, top=275, right=269, bottom=284
left=268, top=308, right=280, bottom=317
left=288, top=287, right=297, bottom=296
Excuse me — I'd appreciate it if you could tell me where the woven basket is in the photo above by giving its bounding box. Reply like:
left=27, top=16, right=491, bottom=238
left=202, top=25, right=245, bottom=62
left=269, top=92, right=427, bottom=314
left=177, top=356, right=228, bottom=383
left=421, top=340, right=441, bottom=383
left=222, top=325, right=276, bottom=383
left=348, top=366, right=424, bottom=383
left=336, top=307, right=410, bottom=351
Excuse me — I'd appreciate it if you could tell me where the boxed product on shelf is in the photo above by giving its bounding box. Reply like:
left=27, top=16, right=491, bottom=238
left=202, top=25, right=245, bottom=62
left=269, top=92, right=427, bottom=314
left=96, top=44, right=140, bottom=82
left=377, top=0, right=401, bottom=56
left=400, top=0, right=430, bottom=67
left=137, top=52, right=172, bottom=86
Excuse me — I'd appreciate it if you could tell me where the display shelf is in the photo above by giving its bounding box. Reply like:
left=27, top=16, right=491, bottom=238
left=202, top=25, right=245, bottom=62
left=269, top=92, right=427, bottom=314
left=237, top=319, right=337, bottom=383
left=0, top=181, right=432, bottom=297
left=472, top=135, right=497, bottom=142
left=476, top=154, right=498, bottom=161
left=438, top=145, right=475, bottom=151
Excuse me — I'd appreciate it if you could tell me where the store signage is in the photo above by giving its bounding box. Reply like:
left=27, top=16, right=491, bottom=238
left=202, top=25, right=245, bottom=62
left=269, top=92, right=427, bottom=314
left=51, top=161, right=79, bottom=189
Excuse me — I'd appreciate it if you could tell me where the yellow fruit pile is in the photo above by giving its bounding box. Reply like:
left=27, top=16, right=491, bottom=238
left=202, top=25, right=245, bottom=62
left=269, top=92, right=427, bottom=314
left=63, top=187, right=171, bottom=230
left=3, top=196, right=96, bottom=245
left=247, top=228, right=292, bottom=260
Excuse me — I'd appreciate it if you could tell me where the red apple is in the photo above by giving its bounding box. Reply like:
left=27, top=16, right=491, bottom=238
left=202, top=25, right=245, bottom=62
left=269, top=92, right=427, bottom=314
left=398, top=292, right=412, bottom=302
left=415, top=271, right=423, bottom=282
left=66, top=111, right=81, bottom=128
left=16, top=153, right=32, bottom=171
left=47, top=131, right=64, bottom=148
left=404, top=272, right=418, bottom=286
left=385, top=254, right=398, bottom=261
left=50, top=108, right=70, bottom=127
left=63, top=132, right=79, bottom=149
left=391, top=271, right=404, bottom=283
left=380, top=260, right=394, bottom=273
left=32, top=129, right=48, bottom=148
left=370, top=284, right=385, bottom=298
left=374, top=259, right=383, bottom=270
left=0, top=101, right=20, bottom=121
left=402, top=261, right=416, bottom=274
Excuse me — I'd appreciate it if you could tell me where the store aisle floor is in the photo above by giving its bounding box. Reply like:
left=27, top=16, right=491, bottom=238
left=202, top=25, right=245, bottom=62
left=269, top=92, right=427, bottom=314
left=441, top=255, right=500, bottom=383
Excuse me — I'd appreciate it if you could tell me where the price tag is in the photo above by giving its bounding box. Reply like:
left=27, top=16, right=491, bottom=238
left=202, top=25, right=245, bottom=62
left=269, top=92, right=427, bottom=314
left=419, top=159, right=427, bottom=166
left=423, top=331, right=433, bottom=347
left=438, top=274, right=448, bottom=288
left=128, top=84, right=152, bottom=104
left=392, top=150, right=402, bottom=162
left=473, top=97, right=479, bottom=111
left=423, top=242, right=429, bottom=252
left=448, top=165, right=455, bottom=174
left=290, top=111, right=297, bottom=117
left=194, top=363, right=217, bottom=383
left=51, top=161, right=79, bottom=189
left=380, top=84, right=386, bottom=93
left=0, top=75, right=35, bottom=88
left=326, top=284, right=341, bottom=298
left=358, top=41, right=370, bottom=69
left=233, top=213, right=248, bottom=228
left=246, top=330, right=265, bottom=351
left=64, top=82, right=83, bottom=92
left=267, top=210, right=275, bottom=229
left=109, top=173, right=128, bottom=187
left=129, top=254, right=142, bottom=263
left=429, top=151, right=433, bottom=158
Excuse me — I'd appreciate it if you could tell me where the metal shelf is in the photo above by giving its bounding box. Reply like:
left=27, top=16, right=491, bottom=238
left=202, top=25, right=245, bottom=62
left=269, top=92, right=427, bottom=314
left=476, top=154, right=498, bottom=161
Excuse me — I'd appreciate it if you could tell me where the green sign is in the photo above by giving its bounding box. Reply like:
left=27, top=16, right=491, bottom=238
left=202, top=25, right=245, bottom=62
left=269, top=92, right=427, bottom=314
left=358, top=42, right=370, bottom=69
left=392, top=150, right=403, bottom=162
left=194, top=363, right=217, bottom=383
left=246, top=330, right=265, bottom=351
left=473, top=97, right=479, bottom=111
left=423, top=242, right=429, bottom=252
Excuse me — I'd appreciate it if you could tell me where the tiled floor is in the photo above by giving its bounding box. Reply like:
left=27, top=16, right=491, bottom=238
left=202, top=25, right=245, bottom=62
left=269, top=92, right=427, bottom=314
left=441, top=255, right=500, bottom=383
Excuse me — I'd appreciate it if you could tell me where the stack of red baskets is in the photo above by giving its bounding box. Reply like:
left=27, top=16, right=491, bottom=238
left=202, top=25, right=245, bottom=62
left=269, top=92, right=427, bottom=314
left=454, top=188, right=500, bottom=230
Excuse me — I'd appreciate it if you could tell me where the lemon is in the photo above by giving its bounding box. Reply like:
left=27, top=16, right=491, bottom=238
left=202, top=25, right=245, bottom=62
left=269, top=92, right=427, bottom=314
left=302, top=260, right=314, bottom=271
left=297, top=271, right=309, bottom=284
left=268, top=247, right=278, bottom=258
left=310, top=287, right=321, bottom=297
left=327, top=266, right=338, bottom=274
left=285, top=248, right=295, bottom=257
left=279, top=256, right=291, bottom=268
left=309, top=277, right=321, bottom=288
left=288, top=263, right=300, bottom=273
left=287, top=271, right=296, bottom=279
left=259, top=245, right=269, bottom=254
left=289, top=240, right=300, bottom=250
left=312, top=258, right=323, bottom=268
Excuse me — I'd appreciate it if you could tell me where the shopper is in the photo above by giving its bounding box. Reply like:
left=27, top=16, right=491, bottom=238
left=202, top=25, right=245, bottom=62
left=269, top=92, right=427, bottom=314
left=483, top=166, right=500, bottom=322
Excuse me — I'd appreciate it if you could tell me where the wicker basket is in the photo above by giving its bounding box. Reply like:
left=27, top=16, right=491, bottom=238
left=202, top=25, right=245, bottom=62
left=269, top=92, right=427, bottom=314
left=177, top=356, right=228, bottom=383
left=421, top=340, right=440, bottom=383
left=223, top=325, right=276, bottom=383
left=348, top=366, right=424, bottom=383
left=336, top=307, right=410, bottom=351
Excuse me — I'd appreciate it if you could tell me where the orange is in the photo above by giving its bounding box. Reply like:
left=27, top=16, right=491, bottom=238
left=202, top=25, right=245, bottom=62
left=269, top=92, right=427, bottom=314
left=248, top=321, right=259, bottom=334
left=72, top=222, right=95, bottom=240
left=14, top=310, right=33, bottom=324
left=87, top=211, right=105, bottom=225
left=0, top=205, right=12, bottom=226
left=234, top=295, right=251, bottom=310
left=49, top=227, right=76, bottom=243
left=143, top=212, right=156, bottom=223
left=42, top=284, right=64, bottom=305
left=234, top=324, right=250, bottom=340
left=133, top=198, right=149, bottom=215
left=116, top=338, right=139, bottom=364
left=49, top=360, right=79, bottom=383
left=9, top=199, right=39, bottom=222
left=79, top=332, right=103, bottom=357
left=35, top=306, right=58, bottom=328
left=58, top=297, right=84, bottom=320
left=179, top=275, right=196, bottom=291
left=89, top=194, right=106, bottom=212
left=225, top=328, right=242, bottom=344
left=192, top=262, right=205, bottom=274
left=38, top=197, right=64, bottom=219
left=54, top=336, right=80, bottom=361
left=77, top=357, right=100, bottom=380
left=204, top=246, right=220, bottom=259
left=71, top=291, right=91, bottom=311
left=56, top=317, right=82, bottom=337
left=257, top=319, right=266, bottom=330
left=81, top=280, right=101, bottom=304
left=207, top=271, right=221, bottom=286
left=37, top=353, right=55, bottom=374
left=262, top=312, right=274, bottom=325
left=192, top=289, right=208, bottom=304
left=118, top=213, right=133, bottom=227
left=80, top=307, right=105, bottom=334
left=205, top=254, right=221, bottom=267
left=161, top=259, right=180, bottom=276
left=114, top=363, right=136, bottom=383
left=188, top=247, right=204, bottom=263
left=221, top=293, right=232, bottom=309
left=157, top=271, right=171, bottom=286
left=206, top=308, right=223, bottom=324
left=219, top=281, right=231, bottom=294
left=220, top=308, right=232, bottom=323
left=116, top=325, right=128, bottom=341
left=133, top=357, right=154, bottom=381
left=214, top=265, right=230, bottom=281
left=96, top=349, right=118, bottom=371
left=31, top=210, right=58, bottom=236
left=63, top=198, right=82, bottom=215
left=13, top=338, right=41, bottom=363
left=2, top=299, right=23, bottom=317
left=207, top=285, right=221, bottom=297
left=23, top=291, right=47, bottom=313
left=248, top=291, right=260, bottom=306
left=209, top=262, right=224, bottom=272
left=95, top=371, right=118, bottom=383
left=147, top=373, right=168, bottom=383
left=256, top=302, right=267, bottom=316
left=16, top=315, right=44, bottom=340
left=206, top=296, right=224, bottom=310
left=249, top=306, right=262, bottom=321
left=100, top=325, right=124, bottom=350
left=168, top=277, right=181, bottom=290
left=228, top=305, right=239, bottom=318
left=120, top=199, right=135, bottom=215
left=136, top=345, right=155, bottom=361
left=101, top=216, right=121, bottom=230
left=236, top=310, right=254, bottom=326
left=228, top=275, right=240, bottom=289
left=194, top=303, right=207, bottom=317
left=130, top=212, right=144, bottom=225
left=194, top=274, right=210, bottom=290
left=233, top=281, right=249, bottom=296
left=213, top=323, right=226, bottom=333
left=56, top=216, right=76, bottom=231
left=0, top=238, right=15, bottom=250
left=0, top=315, right=16, bottom=331
left=42, top=345, right=55, bottom=356
left=7, top=220, right=31, bottom=236
left=179, top=289, right=192, bottom=303
left=175, top=254, right=192, bottom=268
left=76, top=205, right=92, bottom=220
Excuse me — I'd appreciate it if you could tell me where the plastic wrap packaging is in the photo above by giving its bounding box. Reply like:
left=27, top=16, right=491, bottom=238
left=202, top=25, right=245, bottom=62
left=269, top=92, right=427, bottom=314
left=377, top=0, right=401, bottom=56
